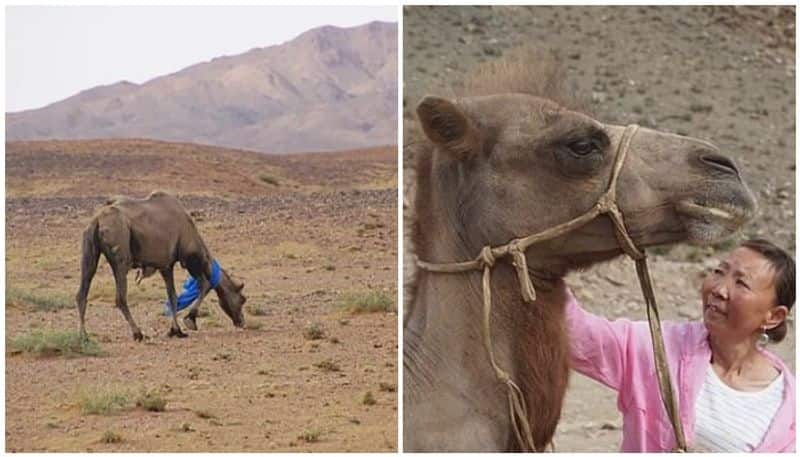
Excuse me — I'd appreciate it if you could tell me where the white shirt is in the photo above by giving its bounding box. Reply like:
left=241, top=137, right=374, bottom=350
left=693, top=364, right=784, bottom=452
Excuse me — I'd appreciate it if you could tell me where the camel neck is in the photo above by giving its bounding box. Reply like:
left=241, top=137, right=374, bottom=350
left=406, top=260, right=570, bottom=450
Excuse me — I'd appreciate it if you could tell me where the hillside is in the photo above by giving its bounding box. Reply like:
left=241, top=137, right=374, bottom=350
left=6, top=21, right=397, bottom=154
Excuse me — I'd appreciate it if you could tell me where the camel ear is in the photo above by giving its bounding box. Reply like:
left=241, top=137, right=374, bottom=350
left=234, top=280, right=244, bottom=292
left=417, top=96, right=479, bottom=159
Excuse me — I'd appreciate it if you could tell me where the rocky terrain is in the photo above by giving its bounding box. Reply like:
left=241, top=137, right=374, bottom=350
left=6, top=139, right=398, bottom=451
left=403, top=5, right=794, bottom=451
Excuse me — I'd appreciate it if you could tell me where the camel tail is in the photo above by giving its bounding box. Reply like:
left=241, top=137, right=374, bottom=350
left=76, top=218, right=101, bottom=309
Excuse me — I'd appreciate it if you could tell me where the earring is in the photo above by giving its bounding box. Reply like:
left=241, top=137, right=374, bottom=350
left=757, top=326, right=770, bottom=348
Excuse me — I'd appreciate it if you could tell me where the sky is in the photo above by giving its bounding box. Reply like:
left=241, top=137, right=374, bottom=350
left=5, top=5, right=397, bottom=112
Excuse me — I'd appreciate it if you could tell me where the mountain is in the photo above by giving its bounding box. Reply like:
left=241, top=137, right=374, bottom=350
left=6, top=21, right=397, bottom=154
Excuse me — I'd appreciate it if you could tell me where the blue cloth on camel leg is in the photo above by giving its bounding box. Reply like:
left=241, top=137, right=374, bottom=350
left=164, top=259, right=222, bottom=316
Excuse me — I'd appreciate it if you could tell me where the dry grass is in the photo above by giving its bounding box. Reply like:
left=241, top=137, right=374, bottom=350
left=274, top=241, right=318, bottom=260
left=303, top=322, right=326, bottom=340
left=78, top=387, right=130, bottom=415
left=338, top=290, right=395, bottom=314
left=298, top=429, right=321, bottom=443
left=313, top=359, right=341, bottom=372
left=259, top=174, right=280, bottom=186
left=195, top=410, right=217, bottom=419
left=6, top=288, right=72, bottom=312
left=9, top=329, right=103, bottom=357
left=100, top=430, right=123, bottom=444
left=135, top=389, right=167, bottom=412
left=361, top=391, right=377, bottom=406
left=247, top=304, right=268, bottom=316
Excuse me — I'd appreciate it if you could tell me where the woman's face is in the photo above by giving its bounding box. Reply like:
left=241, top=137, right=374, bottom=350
left=701, top=247, right=786, bottom=342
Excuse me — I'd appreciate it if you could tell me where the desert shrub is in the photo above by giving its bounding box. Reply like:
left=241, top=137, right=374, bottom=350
left=259, top=174, right=279, bottom=186
left=313, top=359, right=341, bottom=372
left=79, top=388, right=129, bottom=415
left=303, top=322, right=325, bottom=340
left=7, top=288, right=71, bottom=312
left=135, top=389, right=166, bottom=412
left=247, top=305, right=268, bottom=316
left=338, top=290, right=395, bottom=313
left=361, top=391, right=377, bottom=406
left=100, top=430, right=123, bottom=443
left=195, top=410, right=216, bottom=419
left=299, top=429, right=321, bottom=443
left=10, top=330, right=103, bottom=357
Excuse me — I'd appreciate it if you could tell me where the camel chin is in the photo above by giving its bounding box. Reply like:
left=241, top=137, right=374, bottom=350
left=675, top=199, right=752, bottom=245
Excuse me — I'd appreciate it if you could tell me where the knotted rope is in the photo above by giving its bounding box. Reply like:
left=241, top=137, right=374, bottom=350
left=417, top=124, right=687, bottom=452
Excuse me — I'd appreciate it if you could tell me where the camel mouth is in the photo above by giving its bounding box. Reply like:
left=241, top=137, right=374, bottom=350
left=675, top=199, right=751, bottom=244
left=678, top=200, right=735, bottom=220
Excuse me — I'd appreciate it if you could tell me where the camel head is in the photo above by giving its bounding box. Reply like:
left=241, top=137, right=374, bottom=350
left=414, top=93, right=757, bottom=273
left=215, top=269, right=246, bottom=327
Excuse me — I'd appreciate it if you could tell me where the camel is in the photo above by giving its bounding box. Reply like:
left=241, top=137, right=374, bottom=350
left=403, top=52, right=757, bottom=451
left=75, top=191, right=246, bottom=341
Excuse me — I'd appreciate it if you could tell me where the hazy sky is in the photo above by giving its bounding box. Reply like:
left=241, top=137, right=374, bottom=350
left=6, top=5, right=397, bottom=112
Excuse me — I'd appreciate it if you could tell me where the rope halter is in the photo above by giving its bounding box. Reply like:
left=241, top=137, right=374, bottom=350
left=416, top=124, right=687, bottom=452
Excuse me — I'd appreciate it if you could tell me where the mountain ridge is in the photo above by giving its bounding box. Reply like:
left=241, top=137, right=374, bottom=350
left=6, top=20, right=397, bottom=154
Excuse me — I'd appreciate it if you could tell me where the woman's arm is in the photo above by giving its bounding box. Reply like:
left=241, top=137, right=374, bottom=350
left=560, top=282, right=643, bottom=392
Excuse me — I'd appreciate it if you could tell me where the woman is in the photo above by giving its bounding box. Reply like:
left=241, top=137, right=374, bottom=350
left=562, top=239, right=795, bottom=452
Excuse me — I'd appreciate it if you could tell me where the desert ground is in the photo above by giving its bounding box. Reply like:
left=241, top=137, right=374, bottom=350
left=403, top=6, right=794, bottom=451
left=6, top=139, right=397, bottom=451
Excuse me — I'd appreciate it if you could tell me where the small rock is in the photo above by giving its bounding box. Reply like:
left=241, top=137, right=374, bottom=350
left=483, top=46, right=500, bottom=56
left=689, top=103, right=713, bottom=113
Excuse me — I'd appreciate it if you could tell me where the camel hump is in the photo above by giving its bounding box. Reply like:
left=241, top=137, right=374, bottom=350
left=94, top=205, right=130, bottom=245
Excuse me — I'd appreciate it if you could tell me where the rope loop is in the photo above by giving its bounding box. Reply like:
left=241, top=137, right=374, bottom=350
left=509, top=241, right=536, bottom=303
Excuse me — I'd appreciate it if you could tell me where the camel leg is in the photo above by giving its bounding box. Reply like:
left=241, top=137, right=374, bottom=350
left=76, top=254, right=99, bottom=342
left=161, top=267, right=187, bottom=338
left=110, top=263, right=143, bottom=341
left=183, top=279, right=212, bottom=331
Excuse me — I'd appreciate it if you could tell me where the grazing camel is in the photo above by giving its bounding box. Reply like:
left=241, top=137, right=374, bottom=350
left=75, top=191, right=246, bottom=341
left=403, top=53, right=756, bottom=451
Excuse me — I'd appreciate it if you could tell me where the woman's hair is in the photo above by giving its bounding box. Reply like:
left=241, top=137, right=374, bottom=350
left=741, top=238, right=795, bottom=342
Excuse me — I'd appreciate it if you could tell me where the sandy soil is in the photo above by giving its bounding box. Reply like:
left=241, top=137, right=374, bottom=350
left=5, top=139, right=398, bottom=451
left=403, top=5, right=794, bottom=451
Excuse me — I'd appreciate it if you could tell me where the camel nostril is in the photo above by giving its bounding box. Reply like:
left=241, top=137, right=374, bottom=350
left=701, top=153, right=740, bottom=176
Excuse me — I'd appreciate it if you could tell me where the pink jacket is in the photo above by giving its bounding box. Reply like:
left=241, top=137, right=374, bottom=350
left=566, top=290, right=796, bottom=452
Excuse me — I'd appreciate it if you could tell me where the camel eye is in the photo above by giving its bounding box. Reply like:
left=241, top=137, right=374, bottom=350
left=568, top=139, right=597, bottom=156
